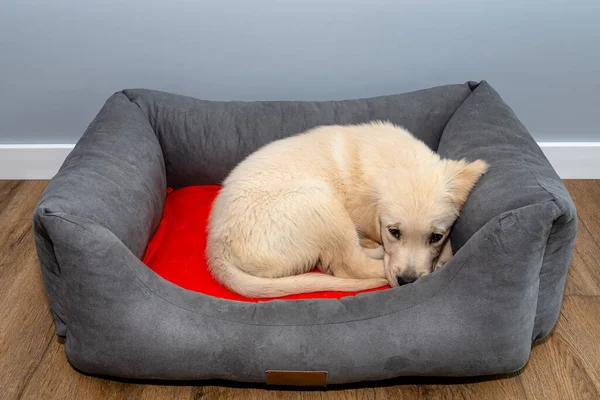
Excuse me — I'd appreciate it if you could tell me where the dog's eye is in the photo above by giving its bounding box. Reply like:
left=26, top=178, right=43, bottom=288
left=429, top=233, right=444, bottom=244
left=388, top=227, right=401, bottom=239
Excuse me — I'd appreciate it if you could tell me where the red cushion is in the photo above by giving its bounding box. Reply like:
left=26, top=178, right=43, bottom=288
left=142, top=186, right=390, bottom=302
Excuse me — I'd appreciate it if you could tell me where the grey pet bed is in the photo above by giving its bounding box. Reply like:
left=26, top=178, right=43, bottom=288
left=34, top=80, right=577, bottom=385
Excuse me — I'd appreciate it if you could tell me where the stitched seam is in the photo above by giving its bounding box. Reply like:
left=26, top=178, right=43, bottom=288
left=121, top=91, right=169, bottom=190
left=436, top=82, right=478, bottom=151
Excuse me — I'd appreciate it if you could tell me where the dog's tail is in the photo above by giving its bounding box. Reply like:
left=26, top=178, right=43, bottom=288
left=211, top=257, right=388, bottom=298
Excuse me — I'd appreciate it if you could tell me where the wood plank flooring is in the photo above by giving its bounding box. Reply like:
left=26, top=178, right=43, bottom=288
left=1, top=180, right=599, bottom=400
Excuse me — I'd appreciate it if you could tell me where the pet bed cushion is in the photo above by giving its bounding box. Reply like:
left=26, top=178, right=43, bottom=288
left=142, top=185, right=390, bottom=301
left=34, top=80, right=577, bottom=385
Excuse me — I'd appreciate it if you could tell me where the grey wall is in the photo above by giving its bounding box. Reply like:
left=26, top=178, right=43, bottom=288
left=1, top=0, right=599, bottom=144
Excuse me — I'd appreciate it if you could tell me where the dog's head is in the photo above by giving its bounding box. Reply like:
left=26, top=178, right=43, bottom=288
left=376, top=158, right=488, bottom=287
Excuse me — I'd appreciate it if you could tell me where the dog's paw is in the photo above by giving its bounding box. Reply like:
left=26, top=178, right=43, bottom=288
left=433, top=240, right=453, bottom=271
left=362, top=245, right=384, bottom=260
left=433, top=258, right=449, bottom=271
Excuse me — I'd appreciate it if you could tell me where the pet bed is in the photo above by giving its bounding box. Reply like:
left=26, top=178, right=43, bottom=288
left=33, top=80, right=577, bottom=385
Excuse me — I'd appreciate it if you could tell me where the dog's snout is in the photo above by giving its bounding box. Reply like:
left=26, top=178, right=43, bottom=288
left=396, top=274, right=417, bottom=286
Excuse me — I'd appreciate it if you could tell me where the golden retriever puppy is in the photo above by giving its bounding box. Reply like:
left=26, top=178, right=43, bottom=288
left=206, top=121, right=488, bottom=297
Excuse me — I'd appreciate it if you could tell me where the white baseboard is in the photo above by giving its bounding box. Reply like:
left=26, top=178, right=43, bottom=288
left=0, top=142, right=598, bottom=180
left=0, top=144, right=75, bottom=180
left=537, top=142, right=600, bottom=179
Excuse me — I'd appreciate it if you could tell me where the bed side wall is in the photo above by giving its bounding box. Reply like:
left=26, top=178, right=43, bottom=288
left=32, top=92, right=167, bottom=336
left=437, top=81, right=578, bottom=342
left=123, top=84, right=472, bottom=189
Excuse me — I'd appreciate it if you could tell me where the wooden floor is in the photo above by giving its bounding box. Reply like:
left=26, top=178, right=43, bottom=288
left=1, top=180, right=599, bottom=400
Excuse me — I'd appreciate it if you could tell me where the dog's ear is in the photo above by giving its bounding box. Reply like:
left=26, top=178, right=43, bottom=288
left=442, top=159, right=489, bottom=208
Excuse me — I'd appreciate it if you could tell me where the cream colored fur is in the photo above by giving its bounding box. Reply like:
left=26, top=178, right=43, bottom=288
left=206, top=121, right=488, bottom=298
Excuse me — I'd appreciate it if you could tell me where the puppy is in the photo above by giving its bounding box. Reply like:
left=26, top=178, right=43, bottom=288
left=206, top=121, right=488, bottom=298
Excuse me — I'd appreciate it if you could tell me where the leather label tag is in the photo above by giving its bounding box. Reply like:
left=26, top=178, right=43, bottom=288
left=265, top=370, right=327, bottom=386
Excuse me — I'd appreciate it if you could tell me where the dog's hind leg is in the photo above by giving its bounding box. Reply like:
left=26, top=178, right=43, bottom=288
left=265, top=179, right=386, bottom=281
left=208, top=179, right=387, bottom=296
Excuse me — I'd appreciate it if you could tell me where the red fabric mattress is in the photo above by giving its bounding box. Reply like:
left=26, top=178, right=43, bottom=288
left=142, top=186, right=390, bottom=302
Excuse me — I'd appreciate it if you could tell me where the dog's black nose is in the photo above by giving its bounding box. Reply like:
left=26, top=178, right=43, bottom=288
left=397, top=275, right=417, bottom=286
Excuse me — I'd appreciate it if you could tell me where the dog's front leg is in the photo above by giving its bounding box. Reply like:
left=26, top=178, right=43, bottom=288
left=433, top=240, right=453, bottom=271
